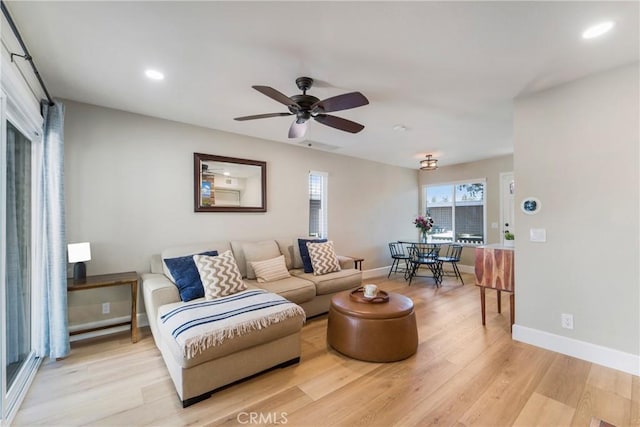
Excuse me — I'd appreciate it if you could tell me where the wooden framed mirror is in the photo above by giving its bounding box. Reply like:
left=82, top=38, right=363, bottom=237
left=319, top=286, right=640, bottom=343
left=194, top=153, right=267, bottom=212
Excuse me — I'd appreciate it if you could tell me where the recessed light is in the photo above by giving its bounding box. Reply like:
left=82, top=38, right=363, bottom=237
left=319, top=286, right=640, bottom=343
left=393, top=124, right=407, bottom=132
left=582, top=21, right=615, bottom=39
left=145, top=69, right=165, bottom=80
left=223, top=172, right=230, bottom=176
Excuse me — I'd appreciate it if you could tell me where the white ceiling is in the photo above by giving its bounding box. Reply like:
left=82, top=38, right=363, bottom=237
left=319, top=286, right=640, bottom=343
left=6, top=1, right=639, bottom=169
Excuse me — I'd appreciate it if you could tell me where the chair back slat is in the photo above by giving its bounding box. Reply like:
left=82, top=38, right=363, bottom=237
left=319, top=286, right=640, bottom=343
left=389, top=242, right=407, bottom=257
left=450, top=244, right=463, bottom=260
left=442, top=243, right=463, bottom=260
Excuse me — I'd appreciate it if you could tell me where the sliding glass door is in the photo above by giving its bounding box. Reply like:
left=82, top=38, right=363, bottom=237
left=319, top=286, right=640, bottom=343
left=0, top=90, right=41, bottom=422
left=4, top=119, right=33, bottom=390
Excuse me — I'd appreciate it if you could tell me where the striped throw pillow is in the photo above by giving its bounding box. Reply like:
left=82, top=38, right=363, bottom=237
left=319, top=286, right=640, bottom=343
left=193, top=250, right=246, bottom=299
left=306, top=241, right=341, bottom=276
left=250, top=255, right=291, bottom=283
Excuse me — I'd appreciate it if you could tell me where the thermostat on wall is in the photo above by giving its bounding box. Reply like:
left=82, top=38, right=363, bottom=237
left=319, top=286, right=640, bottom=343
left=521, top=197, right=541, bottom=215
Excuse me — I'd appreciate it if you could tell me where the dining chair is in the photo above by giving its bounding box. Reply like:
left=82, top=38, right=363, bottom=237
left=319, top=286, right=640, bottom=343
left=407, top=243, right=443, bottom=286
left=388, top=242, right=411, bottom=278
left=437, top=244, right=464, bottom=284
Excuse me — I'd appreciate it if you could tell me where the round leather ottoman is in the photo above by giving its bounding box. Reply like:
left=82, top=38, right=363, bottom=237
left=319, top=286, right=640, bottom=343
left=327, top=291, right=418, bottom=362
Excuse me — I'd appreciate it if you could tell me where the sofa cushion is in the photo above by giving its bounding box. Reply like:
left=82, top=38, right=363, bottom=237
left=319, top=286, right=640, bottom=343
left=291, top=268, right=361, bottom=296
left=163, top=250, right=219, bottom=302
left=250, top=255, right=291, bottom=283
left=157, top=292, right=305, bottom=369
left=194, top=251, right=246, bottom=299
left=297, top=238, right=327, bottom=273
left=275, top=239, right=295, bottom=270
left=230, top=241, right=248, bottom=277
left=306, top=241, right=341, bottom=276
left=241, top=240, right=282, bottom=279
left=249, top=276, right=316, bottom=304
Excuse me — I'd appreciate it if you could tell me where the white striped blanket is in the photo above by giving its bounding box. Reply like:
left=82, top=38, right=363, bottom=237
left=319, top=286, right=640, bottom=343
left=159, top=289, right=305, bottom=360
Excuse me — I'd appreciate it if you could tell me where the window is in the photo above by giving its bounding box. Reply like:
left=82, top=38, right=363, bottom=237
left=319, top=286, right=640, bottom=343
left=309, top=171, right=328, bottom=238
left=424, top=180, right=486, bottom=244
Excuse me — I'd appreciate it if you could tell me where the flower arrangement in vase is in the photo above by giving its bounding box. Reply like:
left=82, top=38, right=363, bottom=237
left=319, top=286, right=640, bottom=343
left=414, top=215, right=434, bottom=243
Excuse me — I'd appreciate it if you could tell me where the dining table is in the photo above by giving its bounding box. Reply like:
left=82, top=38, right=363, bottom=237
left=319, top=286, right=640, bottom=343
left=397, top=240, right=448, bottom=284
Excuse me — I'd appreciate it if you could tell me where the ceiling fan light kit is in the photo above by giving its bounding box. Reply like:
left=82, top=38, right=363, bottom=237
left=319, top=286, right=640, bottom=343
left=234, top=77, right=369, bottom=139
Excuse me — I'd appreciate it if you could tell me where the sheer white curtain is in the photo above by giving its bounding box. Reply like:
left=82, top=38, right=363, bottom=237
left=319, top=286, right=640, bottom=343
left=35, top=101, right=69, bottom=359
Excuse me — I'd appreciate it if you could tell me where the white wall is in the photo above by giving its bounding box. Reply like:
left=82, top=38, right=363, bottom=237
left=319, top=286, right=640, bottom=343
left=512, top=64, right=639, bottom=371
left=63, top=100, right=418, bottom=324
left=1, top=12, right=46, bottom=111
left=241, top=174, right=261, bottom=206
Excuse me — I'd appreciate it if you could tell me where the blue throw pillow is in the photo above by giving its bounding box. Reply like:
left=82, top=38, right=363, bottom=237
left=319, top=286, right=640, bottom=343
left=163, top=250, right=218, bottom=302
left=298, top=238, right=327, bottom=273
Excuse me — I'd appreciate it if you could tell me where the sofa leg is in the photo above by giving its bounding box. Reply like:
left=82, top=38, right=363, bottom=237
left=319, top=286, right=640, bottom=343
left=180, top=357, right=301, bottom=408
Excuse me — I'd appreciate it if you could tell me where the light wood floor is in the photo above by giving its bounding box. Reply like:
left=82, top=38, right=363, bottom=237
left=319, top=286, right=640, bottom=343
left=13, top=273, right=639, bottom=427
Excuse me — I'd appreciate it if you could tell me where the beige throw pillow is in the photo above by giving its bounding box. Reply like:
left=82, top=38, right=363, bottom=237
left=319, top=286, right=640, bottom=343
left=250, top=255, right=291, bottom=283
left=242, top=240, right=281, bottom=279
left=306, top=241, right=341, bottom=276
left=193, top=250, right=246, bottom=299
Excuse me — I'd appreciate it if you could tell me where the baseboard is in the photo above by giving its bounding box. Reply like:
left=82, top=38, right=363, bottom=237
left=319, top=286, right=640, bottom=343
left=363, top=266, right=389, bottom=280
left=456, top=264, right=474, bottom=274
left=69, top=313, right=149, bottom=342
left=512, top=324, right=640, bottom=376
left=363, top=263, right=473, bottom=280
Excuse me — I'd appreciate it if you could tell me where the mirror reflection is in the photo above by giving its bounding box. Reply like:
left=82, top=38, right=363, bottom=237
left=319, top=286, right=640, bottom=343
left=194, top=153, right=266, bottom=212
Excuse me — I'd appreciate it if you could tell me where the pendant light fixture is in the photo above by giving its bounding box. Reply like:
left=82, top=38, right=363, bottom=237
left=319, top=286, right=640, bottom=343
left=420, top=154, right=438, bottom=171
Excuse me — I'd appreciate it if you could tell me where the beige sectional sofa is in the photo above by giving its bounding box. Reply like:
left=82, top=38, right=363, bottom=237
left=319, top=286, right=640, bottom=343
left=142, top=238, right=362, bottom=406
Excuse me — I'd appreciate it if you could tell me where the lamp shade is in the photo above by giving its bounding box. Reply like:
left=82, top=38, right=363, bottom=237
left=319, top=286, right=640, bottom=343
left=67, top=242, right=91, bottom=263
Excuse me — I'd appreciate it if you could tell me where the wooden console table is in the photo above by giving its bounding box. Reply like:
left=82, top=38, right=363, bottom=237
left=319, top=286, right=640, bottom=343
left=67, top=271, right=139, bottom=343
left=475, top=246, right=514, bottom=331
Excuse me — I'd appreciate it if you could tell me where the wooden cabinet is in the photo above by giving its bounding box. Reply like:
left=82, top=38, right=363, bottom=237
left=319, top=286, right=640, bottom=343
left=475, top=246, right=514, bottom=331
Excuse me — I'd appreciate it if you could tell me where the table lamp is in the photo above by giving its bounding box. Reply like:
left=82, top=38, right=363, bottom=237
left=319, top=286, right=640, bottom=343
left=68, top=242, right=91, bottom=281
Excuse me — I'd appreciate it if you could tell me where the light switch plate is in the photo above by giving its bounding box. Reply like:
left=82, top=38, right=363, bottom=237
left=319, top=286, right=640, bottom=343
left=529, top=228, right=546, bottom=242
left=491, top=222, right=498, bottom=229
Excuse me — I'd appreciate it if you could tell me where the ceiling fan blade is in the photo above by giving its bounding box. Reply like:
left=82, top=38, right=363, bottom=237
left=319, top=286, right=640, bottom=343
left=234, top=112, right=292, bottom=121
left=253, top=85, right=300, bottom=109
left=288, top=120, right=308, bottom=139
left=314, top=114, right=364, bottom=133
left=311, top=92, right=369, bottom=113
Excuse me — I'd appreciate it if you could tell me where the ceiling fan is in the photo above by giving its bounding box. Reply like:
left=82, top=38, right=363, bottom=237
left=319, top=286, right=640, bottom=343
left=234, top=77, right=369, bottom=139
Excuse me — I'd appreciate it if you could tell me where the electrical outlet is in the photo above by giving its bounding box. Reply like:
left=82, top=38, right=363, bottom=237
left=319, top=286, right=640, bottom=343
left=561, top=313, right=574, bottom=330
left=102, top=302, right=110, bottom=314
